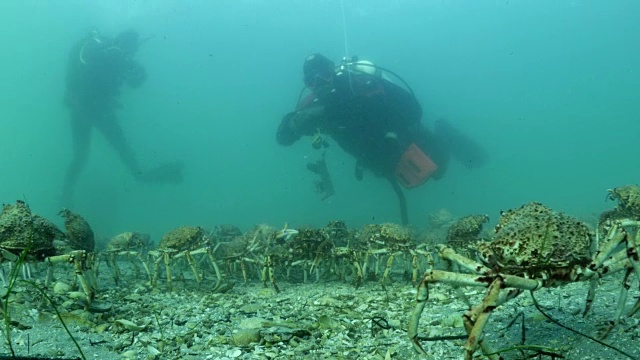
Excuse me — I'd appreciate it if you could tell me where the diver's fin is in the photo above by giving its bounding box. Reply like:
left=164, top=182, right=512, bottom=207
left=435, top=118, right=488, bottom=169
left=137, top=161, right=184, bottom=184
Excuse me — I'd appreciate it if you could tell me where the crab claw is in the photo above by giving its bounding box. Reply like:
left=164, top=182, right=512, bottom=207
left=605, top=189, right=616, bottom=202
left=276, top=228, right=299, bottom=241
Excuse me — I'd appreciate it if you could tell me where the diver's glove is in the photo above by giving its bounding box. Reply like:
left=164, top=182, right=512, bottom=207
left=277, top=106, right=326, bottom=146
left=287, top=106, right=325, bottom=133
left=125, top=61, right=147, bottom=88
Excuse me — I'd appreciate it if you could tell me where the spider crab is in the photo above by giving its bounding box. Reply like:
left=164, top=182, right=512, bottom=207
left=357, top=223, right=423, bottom=289
left=148, top=226, right=223, bottom=291
left=104, top=232, right=151, bottom=285
left=0, top=201, right=96, bottom=306
left=409, top=199, right=640, bottom=359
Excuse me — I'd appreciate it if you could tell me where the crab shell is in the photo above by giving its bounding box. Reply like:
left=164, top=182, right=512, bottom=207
left=607, top=185, right=640, bottom=218
left=210, top=224, right=243, bottom=243
left=59, top=208, right=95, bottom=252
left=446, top=214, right=489, bottom=243
left=321, top=220, right=352, bottom=247
left=446, top=214, right=489, bottom=255
left=0, top=200, right=59, bottom=259
left=358, top=223, right=413, bottom=248
left=107, top=232, right=150, bottom=252
left=158, top=226, right=211, bottom=251
left=477, top=202, right=593, bottom=282
left=289, top=228, right=332, bottom=260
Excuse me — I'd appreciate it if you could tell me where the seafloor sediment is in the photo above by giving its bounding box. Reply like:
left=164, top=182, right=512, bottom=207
left=0, top=260, right=638, bottom=360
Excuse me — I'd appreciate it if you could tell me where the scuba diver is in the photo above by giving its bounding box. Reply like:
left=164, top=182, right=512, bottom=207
left=61, top=29, right=183, bottom=206
left=276, top=53, right=487, bottom=224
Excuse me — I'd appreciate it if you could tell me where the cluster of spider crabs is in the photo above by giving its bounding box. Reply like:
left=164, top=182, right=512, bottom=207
left=0, top=202, right=432, bottom=307
left=0, top=201, right=98, bottom=308
left=2, top=184, right=639, bottom=359
left=105, top=220, right=433, bottom=294
left=409, top=184, right=640, bottom=359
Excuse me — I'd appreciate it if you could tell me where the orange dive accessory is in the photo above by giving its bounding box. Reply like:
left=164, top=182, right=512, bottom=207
left=395, top=143, right=438, bottom=189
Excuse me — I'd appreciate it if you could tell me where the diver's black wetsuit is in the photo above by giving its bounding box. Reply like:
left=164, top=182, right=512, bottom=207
left=277, top=70, right=449, bottom=179
left=61, top=31, right=147, bottom=206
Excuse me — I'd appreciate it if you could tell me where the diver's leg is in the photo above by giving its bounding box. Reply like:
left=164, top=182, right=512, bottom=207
left=61, top=113, right=92, bottom=206
left=388, top=177, right=409, bottom=225
left=95, top=113, right=141, bottom=178
left=98, top=113, right=184, bottom=184
left=434, top=118, right=488, bottom=170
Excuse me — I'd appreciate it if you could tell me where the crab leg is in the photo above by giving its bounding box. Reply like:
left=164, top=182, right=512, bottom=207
left=621, top=222, right=640, bottom=319
left=438, top=245, right=492, bottom=274
left=134, top=252, right=152, bottom=282
left=149, top=251, right=161, bottom=287
left=352, top=252, right=364, bottom=288
left=589, top=222, right=626, bottom=269
left=184, top=247, right=223, bottom=285
left=409, top=250, right=419, bottom=285
left=240, top=260, right=247, bottom=283
left=164, top=252, right=172, bottom=291
left=621, top=222, right=640, bottom=286
left=599, top=268, right=634, bottom=338
left=269, top=263, right=279, bottom=292
left=381, top=251, right=401, bottom=290
left=630, top=295, right=640, bottom=317
left=584, top=220, right=640, bottom=317
left=261, top=256, right=279, bottom=292
left=360, top=251, right=370, bottom=281
left=205, top=249, right=223, bottom=287
left=108, top=252, right=121, bottom=285
left=45, top=250, right=95, bottom=307
left=72, top=253, right=95, bottom=305
left=183, top=251, right=202, bottom=285
left=583, top=278, right=599, bottom=317
left=309, top=255, right=322, bottom=277
left=84, top=252, right=99, bottom=291
left=408, top=271, right=431, bottom=354
left=261, top=256, right=269, bottom=288
left=409, top=269, right=541, bottom=356
left=463, top=278, right=503, bottom=360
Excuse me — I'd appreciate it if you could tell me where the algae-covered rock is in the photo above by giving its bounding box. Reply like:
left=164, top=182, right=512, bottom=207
left=230, top=329, right=261, bottom=346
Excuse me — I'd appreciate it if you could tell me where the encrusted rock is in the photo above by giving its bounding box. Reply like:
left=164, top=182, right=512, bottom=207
left=230, top=329, right=261, bottom=346
left=53, top=282, right=72, bottom=295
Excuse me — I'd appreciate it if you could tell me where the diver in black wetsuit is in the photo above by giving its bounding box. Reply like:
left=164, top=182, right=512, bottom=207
left=276, top=54, right=487, bottom=224
left=62, top=29, right=182, bottom=206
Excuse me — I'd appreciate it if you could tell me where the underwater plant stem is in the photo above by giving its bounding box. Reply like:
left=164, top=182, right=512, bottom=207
left=530, top=291, right=637, bottom=360
left=23, top=280, right=86, bottom=360
left=484, top=344, right=563, bottom=357
left=2, top=249, right=30, bottom=357
left=153, top=311, right=165, bottom=340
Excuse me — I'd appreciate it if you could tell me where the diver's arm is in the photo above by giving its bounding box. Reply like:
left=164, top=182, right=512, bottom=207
left=276, top=113, right=301, bottom=145
left=124, top=60, right=147, bottom=88
left=276, top=106, right=325, bottom=146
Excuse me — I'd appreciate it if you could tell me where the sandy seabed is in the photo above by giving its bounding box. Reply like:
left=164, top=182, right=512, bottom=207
left=0, top=260, right=638, bottom=360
